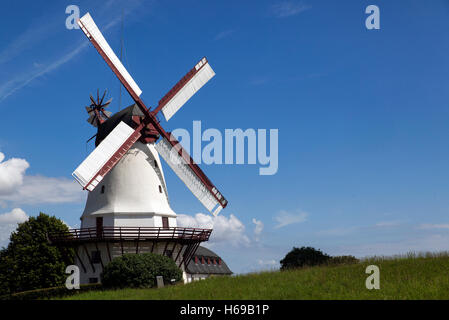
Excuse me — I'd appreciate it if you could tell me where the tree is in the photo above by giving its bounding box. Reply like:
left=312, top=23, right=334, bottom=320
left=280, top=246, right=330, bottom=270
left=101, top=253, right=182, bottom=288
left=0, top=213, right=74, bottom=295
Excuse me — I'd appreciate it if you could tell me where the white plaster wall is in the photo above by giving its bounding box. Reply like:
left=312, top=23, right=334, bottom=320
left=80, top=142, right=177, bottom=229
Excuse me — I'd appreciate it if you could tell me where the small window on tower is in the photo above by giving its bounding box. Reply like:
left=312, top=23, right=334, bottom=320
left=162, top=217, right=169, bottom=229
left=154, top=160, right=158, bottom=168
left=91, top=251, right=101, bottom=264
left=159, top=185, right=162, bottom=193
left=101, top=185, right=105, bottom=194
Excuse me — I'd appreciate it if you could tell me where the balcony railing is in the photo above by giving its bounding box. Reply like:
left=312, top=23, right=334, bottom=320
left=48, top=226, right=212, bottom=243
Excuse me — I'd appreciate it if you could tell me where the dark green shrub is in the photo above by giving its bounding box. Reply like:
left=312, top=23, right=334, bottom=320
left=328, top=255, right=359, bottom=265
left=0, top=213, right=74, bottom=295
left=101, top=253, right=182, bottom=288
left=280, top=247, right=330, bottom=270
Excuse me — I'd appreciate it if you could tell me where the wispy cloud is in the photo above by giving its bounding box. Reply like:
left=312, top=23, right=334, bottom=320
left=0, top=41, right=89, bottom=102
left=0, top=0, right=144, bottom=103
left=274, top=209, right=308, bottom=229
left=0, top=19, right=59, bottom=66
left=419, top=223, right=449, bottom=230
left=252, top=218, right=264, bottom=241
left=375, top=220, right=401, bottom=228
left=0, top=175, right=85, bottom=206
left=249, top=76, right=270, bottom=86
left=272, top=1, right=311, bottom=18
left=214, top=29, right=236, bottom=41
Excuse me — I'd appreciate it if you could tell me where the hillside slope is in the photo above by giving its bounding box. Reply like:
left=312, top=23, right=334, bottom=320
left=63, top=255, right=449, bottom=300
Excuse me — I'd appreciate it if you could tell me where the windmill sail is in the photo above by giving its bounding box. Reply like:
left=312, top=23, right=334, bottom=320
left=155, top=136, right=227, bottom=216
left=77, top=13, right=142, bottom=99
left=156, top=58, right=215, bottom=121
left=75, top=13, right=228, bottom=215
left=73, top=121, right=141, bottom=191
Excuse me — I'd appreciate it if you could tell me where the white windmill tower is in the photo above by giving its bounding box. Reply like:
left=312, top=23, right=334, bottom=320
left=49, top=13, right=227, bottom=284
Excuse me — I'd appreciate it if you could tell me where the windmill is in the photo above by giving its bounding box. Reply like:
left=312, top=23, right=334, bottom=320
left=48, top=12, right=228, bottom=285
left=73, top=13, right=228, bottom=216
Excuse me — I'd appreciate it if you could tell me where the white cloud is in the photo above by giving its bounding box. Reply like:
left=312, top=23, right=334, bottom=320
left=0, top=152, right=29, bottom=195
left=252, top=218, right=264, bottom=241
left=177, top=213, right=250, bottom=247
left=0, top=207, right=28, bottom=224
left=272, top=1, right=311, bottom=18
left=0, top=208, right=28, bottom=248
left=274, top=209, right=308, bottom=229
left=0, top=152, right=85, bottom=206
left=0, top=175, right=85, bottom=206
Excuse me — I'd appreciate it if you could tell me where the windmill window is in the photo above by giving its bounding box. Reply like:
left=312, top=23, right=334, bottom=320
left=207, top=258, right=211, bottom=265
left=154, top=160, right=158, bottom=168
left=101, top=185, right=105, bottom=194
left=159, top=185, right=162, bottom=193
left=201, top=257, right=205, bottom=264
left=91, top=251, right=101, bottom=264
left=195, top=256, right=199, bottom=264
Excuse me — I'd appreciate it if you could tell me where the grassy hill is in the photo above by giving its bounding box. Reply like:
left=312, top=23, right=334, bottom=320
left=61, top=253, right=449, bottom=300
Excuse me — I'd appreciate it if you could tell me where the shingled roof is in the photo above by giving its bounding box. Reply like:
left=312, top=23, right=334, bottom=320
left=186, top=246, right=232, bottom=275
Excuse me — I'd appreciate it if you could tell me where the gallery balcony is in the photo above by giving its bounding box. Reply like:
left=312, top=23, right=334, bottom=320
left=48, top=226, right=212, bottom=244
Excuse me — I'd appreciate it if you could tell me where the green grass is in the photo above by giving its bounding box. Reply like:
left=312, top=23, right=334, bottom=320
left=60, top=252, right=449, bottom=300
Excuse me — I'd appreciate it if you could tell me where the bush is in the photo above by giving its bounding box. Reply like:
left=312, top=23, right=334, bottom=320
left=0, top=213, right=74, bottom=295
left=280, top=247, right=330, bottom=270
left=101, top=253, right=182, bottom=288
left=328, top=255, right=359, bottom=265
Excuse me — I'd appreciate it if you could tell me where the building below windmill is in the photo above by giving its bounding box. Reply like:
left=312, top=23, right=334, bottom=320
left=184, top=246, right=233, bottom=282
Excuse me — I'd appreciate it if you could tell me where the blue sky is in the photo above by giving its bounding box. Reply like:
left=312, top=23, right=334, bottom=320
left=1, top=0, right=449, bottom=274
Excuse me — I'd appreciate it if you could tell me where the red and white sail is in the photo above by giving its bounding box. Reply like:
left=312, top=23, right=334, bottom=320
left=155, top=136, right=227, bottom=216
left=77, top=13, right=142, bottom=99
left=73, top=121, right=141, bottom=191
left=156, top=58, right=215, bottom=121
left=73, top=13, right=228, bottom=215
